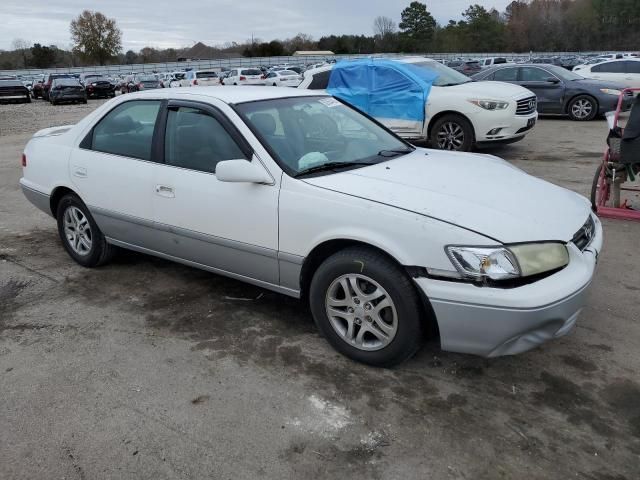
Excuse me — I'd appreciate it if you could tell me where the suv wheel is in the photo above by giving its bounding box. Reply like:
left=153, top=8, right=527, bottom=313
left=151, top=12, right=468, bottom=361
left=309, top=247, right=424, bottom=367
left=430, top=114, right=474, bottom=151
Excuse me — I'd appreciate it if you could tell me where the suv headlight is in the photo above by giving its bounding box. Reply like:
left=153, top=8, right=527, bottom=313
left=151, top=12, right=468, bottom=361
left=445, top=243, right=569, bottom=281
left=468, top=99, right=509, bottom=110
left=600, top=88, right=621, bottom=96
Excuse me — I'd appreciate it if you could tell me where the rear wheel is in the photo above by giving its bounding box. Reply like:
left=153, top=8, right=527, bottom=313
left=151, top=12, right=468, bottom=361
left=568, top=95, right=597, bottom=121
left=309, top=247, right=424, bottom=367
left=56, top=194, right=115, bottom=267
left=430, top=114, right=474, bottom=151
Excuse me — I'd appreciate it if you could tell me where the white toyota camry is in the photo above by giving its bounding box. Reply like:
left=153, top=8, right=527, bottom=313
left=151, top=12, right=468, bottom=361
left=20, top=87, right=602, bottom=366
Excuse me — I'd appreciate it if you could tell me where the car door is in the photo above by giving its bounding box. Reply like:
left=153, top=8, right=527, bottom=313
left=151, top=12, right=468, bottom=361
left=152, top=99, right=280, bottom=284
left=69, top=99, right=163, bottom=248
left=518, top=66, right=564, bottom=113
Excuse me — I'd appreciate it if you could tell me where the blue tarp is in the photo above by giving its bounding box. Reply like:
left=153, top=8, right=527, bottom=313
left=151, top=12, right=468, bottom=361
left=327, top=59, right=439, bottom=123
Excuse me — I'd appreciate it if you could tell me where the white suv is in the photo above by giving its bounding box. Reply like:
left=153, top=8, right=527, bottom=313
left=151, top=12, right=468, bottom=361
left=222, top=68, right=265, bottom=86
left=299, top=57, right=538, bottom=151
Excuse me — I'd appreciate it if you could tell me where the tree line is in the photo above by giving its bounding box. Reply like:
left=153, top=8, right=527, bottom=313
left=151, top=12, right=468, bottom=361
left=1, top=1, right=638, bottom=70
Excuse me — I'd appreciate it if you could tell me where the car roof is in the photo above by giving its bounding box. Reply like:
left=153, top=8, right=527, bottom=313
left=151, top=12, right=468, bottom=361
left=123, top=86, right=328, bottom=104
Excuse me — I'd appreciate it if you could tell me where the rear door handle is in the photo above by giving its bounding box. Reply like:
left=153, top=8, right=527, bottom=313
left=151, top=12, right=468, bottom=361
left=155, top=185, right=175, bottom=198
left=73, top=166, right=87, bottom=178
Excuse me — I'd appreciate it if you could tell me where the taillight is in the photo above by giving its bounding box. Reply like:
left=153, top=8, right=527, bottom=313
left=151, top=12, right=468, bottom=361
left=239, top=76, right=246, bottom=81
left=138, top=83, right=144, bottom=89
left=193, top=79, right=198, bottom=85
left=21, top=153, right=26, bottom=167
left=261, top=74, right=266, bottom=79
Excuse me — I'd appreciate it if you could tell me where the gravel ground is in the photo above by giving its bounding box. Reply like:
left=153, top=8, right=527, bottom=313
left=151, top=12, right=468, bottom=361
left=1, top=98, right=639, bottom=480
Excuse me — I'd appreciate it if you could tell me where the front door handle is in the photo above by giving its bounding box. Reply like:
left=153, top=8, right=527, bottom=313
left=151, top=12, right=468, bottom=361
left=155, top=185, right=175, bottom=198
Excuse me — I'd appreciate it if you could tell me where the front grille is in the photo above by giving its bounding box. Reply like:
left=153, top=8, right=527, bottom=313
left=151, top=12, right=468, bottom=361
left=572, top=216, right=596, bottom=251
left=516, top=96, right=537, bottom=115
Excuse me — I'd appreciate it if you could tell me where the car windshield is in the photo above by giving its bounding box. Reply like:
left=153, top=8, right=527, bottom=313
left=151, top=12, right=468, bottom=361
left=235, top=96, right=413, bottom=176
left=545, top=65, right=584, bottom=81
left=407, top=60, right=471, bottom=86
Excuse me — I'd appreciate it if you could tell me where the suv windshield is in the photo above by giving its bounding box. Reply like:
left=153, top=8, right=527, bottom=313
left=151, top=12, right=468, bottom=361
left=407, top=61, right=471, bottom=86
left=236, top=96, right=413, bottom=176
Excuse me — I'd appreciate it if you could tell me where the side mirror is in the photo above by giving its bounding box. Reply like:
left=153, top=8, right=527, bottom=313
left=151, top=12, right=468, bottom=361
left=215, top=159, right=273, bottom=184
left=546, top=77, right=561, bottom=84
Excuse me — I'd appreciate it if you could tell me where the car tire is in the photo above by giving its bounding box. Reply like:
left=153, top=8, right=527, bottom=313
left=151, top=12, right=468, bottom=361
left=568, top=95, right=598, bottom=121
left=82, top=98, right=87, bottom=104
left=56, top=194, right=115, bottom=268
left=430, top=114, right=474, bottom=151
left=309, top=246, right=425, bottom=367
left=25, top=94, right=31, bottom=103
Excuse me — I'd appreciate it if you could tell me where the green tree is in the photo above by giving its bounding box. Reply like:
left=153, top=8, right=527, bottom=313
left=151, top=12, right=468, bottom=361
left=399, top=1, right=437, bottom=51
left=70, top=10, right=122, bottom=65
left=30, top=43, right=56, bottom=68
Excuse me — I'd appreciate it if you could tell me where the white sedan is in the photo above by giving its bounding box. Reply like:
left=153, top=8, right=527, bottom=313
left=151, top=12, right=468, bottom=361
left=573, top=59, right=640, bottom=92
left=264, top=70, right=302, bottom=87
left=20, top=87, right=602, bottom=366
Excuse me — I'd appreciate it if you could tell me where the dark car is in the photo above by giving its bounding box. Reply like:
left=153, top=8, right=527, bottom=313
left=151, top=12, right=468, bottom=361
left=0, top=79, right=31, bottom=103
left=446, top=60, right=482, bottom=76
left=80, top=74, right=116, bottom=98
left=42, top=73, right=76, bottom=100
left=472, top=63, right=633, bottom=121
left=122, top=74, right=162, bottom=93
left=49, top=78, right=87, bottom=105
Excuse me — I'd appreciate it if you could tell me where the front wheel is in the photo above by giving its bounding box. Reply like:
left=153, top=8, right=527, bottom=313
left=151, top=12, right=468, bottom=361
left=430, top=114, right=474, bottom=151
left=309, top=247, right=425, bottom=367
left=56, top=194, right=115, bottom=267
left=568, top=95, right=597, bottom=121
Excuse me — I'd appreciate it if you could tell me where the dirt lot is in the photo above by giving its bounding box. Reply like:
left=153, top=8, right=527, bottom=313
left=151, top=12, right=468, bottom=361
left=1, top=99, right=639, bottom=480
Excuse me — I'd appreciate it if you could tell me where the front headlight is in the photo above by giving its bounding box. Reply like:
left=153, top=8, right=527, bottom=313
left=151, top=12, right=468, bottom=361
left=445, top=243, right=569, bottom=281
left=600, top=88, right=621, bottom=96
left=468, top=99, right=509, bottom=110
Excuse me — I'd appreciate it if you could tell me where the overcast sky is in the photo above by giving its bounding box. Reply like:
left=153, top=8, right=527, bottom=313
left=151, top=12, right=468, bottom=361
left=2, top=0, right=513, bottom=51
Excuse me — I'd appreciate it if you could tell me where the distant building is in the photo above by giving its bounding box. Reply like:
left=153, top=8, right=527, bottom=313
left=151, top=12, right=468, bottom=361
left=293, top=51, right=334, bottom=56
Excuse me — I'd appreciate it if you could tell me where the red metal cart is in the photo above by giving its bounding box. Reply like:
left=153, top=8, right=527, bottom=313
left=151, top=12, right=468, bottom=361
left=591, top=88, right=640, bottom=221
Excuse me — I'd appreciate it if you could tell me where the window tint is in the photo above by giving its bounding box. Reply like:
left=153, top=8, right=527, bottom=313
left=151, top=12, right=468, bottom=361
left=164, top=107, right=246, bottom=173
left=625, top=61, right=640, bottom=74
left=493, top=67, right=518, bottom=81
left=309, top=70, right=331, bottom=89
left=520, top=67, right=553, bottom=82
left=592, top=61, right=625, bottom=73
left=241, top=69, right=262, bottom=76
left=91, top=101, right=161, bottom=161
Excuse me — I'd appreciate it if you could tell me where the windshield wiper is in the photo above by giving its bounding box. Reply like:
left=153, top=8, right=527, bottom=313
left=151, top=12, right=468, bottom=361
left=377, top=148, right=414, bottom=158
left=295, top=161, right=377, bottom=178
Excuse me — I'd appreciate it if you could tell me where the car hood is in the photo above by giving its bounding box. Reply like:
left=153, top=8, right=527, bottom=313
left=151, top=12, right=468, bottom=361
left=303, top=149, right=591, bottom=244
left=440, top=81, right=533, bottom=99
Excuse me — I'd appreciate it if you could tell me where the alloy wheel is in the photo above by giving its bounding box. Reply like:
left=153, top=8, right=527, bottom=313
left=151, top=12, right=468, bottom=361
left=325, top=274, right=398, bottom=351
left=571, top=99, right=593, bottom=119
left=63, top=206, right=92, bottom=256
left=436, top=121, right=465, bottom=150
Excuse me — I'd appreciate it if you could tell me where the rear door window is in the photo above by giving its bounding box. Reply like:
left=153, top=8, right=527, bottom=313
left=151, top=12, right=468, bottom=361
left=90, top=100, right=161, bottom=161
left=625, top=61, right=640, bottom=74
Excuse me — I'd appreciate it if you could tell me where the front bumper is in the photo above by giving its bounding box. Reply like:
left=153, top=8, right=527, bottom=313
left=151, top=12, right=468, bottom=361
left=415, top=214, right=603, bottom=357
left=471, top=109, right=538, bottom=143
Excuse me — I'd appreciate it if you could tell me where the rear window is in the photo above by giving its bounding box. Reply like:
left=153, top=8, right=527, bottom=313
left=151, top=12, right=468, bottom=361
left=493, top=58, right=507, bottom=64
left=139, top=76, right=157, bottom=82
left=308, top=70, right=331, bottom=89
left=54, top=78, right=80, bottom=86
left=241, top=69, right=262, bottom=76
left=592, top=61, right=625, bottom=73
left=279, top=70, right=298, bottom=76
left=196, top=71, right=218, bottom=78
